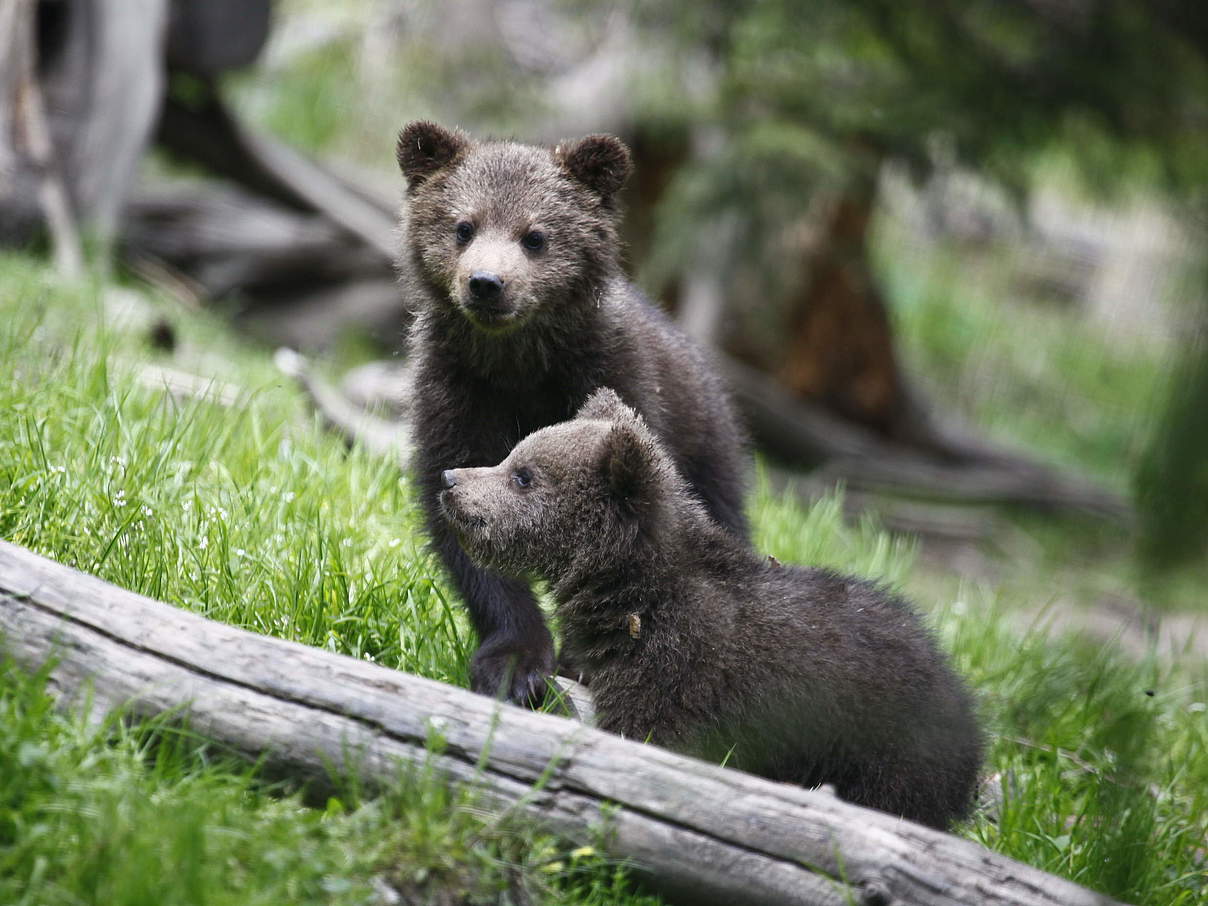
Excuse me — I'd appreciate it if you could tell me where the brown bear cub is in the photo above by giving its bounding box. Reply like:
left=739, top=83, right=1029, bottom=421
left=439, top=389, right=983, bottom=830
left=397, top=121, right=749, bottom=706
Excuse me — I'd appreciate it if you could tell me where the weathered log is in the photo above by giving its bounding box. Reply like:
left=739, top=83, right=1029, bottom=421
left=720, top=356, right=1133, bottom=520
left=280, top=350, right=1130, bottom=523
left=156, top=84, right=398, bottom=261
left=122, top=188, right=391, bottom=296
left=122, top=187, right=405, bottom=349
left=0, top=540, right=1128, bottom=906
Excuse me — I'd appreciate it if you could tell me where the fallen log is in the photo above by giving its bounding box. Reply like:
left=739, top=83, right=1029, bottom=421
left=122, top=187, right=405, bottom=349
left=0, top=540, right=1126, bottom=906
left=273, top=348, right=411, bottom=460
left=278, top=351, right=1131, bottom=525
left=720, top=357, right=1133, bottom=521
left=155, top=83, right=398, bottom=261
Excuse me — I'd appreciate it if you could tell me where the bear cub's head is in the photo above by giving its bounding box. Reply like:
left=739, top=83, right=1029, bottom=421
left=397, top=121, right=632, bottom=334
left=439, top=389, right=676, bottom=577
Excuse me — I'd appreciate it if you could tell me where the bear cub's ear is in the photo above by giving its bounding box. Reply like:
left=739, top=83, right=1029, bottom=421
left=576, top=387, right=632, bottom=423
left=599, top=422, right=657, bottom=507
left=579, top=389, right=659, bottom=510
left=556, top=134, right=633, bottom=201
left=397, top=121, right=469, bottom=188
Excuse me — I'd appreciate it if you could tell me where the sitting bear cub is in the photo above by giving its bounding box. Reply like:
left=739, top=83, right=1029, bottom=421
left=439, top=388, right=983, bottom=830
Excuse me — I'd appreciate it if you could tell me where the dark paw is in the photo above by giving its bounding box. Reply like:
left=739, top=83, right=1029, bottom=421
left=470, top=641, right=556, bottom=708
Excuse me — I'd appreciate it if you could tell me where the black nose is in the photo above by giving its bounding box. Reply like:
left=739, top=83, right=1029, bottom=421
left=440, top=470, right=458, bottom=490
left=468, top=272, right=503, bottom=302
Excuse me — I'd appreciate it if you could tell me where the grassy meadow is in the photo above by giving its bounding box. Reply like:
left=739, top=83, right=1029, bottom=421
left=0, top=256, right=1205, bottom=904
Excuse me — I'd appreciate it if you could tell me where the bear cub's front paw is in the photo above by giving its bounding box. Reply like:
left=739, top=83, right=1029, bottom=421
left=470, top=640, right=556, bottom=708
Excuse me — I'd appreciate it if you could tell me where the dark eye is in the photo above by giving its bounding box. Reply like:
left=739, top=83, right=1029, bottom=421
left=512, top=467, right=533, bottom=489
left=520, top=230, right=546, bottom=252
left=455, top=221, right=475, bottom=244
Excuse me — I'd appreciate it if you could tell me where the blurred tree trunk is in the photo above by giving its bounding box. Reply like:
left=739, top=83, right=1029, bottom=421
left=714, top=169, right=971, bottom=461
left=0, top=0, right=80, bottom=271
left=686, top=167, right=1130, bottom=516
left=0, top=0, right=168, bottom=254
left=772, top=174, right=908, bottom=439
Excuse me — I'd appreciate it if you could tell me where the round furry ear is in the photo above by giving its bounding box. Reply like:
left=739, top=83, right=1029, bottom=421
left=555, top=134, right=633, bottom=200
left=396, top=121, right=469, bottom=188
left=576, top=387, right=632, bottom=422
left=600, top=422, right=656, bottom=507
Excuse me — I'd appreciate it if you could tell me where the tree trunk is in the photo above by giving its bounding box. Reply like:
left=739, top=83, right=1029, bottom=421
left=774, top=179, right=909, bottom=439
left=0, top=539, right=1130, bottom=906
left=0, top=0, right=168, bottom=250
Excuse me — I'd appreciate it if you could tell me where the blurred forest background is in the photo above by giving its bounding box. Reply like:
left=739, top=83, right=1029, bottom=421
left=3, top=0, right=1207, bottom=630
left=3, top=4, right=1208, bottom=904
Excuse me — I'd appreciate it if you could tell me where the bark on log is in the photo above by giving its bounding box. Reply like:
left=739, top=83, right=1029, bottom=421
left=0, top=540, right=1128, bottom=906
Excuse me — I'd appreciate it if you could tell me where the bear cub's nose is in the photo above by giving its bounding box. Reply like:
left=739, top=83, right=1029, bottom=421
left=468, top=272, right=504, bottom=302
left=440, top=470, right=459, bottom=490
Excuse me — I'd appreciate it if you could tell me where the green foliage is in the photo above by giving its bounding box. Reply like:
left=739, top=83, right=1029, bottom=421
left=226, top=1, right=551, bottom=169
left=650, top=1, right=1208, bottom=194
left=1134, top=307, right=1208, bottom=572
left=643, top=0, right=1208, bottom=340
left=1, top=256, right=1205, bottom=905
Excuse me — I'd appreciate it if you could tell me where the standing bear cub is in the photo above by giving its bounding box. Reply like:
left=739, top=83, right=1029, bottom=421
left=440, top=389, right=983, bottom=830
left=397, top=122, right=748, bottom=706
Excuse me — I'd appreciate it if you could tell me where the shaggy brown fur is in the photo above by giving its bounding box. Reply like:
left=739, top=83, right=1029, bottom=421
left=397, top=121, right=748, bottom=705
left=439, top=389, right=983, bottom=830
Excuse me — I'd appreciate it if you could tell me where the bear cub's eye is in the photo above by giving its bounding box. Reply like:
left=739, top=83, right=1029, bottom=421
left=455, top=221, right=475, bottom=244
left=512, top=467, right=533, bottom=489
left=520, top=230, right=546, bottom=253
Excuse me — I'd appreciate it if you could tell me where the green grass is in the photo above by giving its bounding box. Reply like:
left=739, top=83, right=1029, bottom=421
left=0, top=256, right=659, bottom=905
left=874, top=217, right=1170, bottom=491
left=1, top=255, right=1205, bottom=904
left=874, top=213, right=1208, bottom=610
left=0, top=660, right=656, bottom=906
